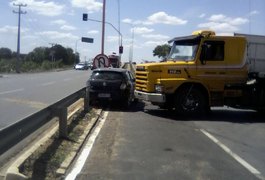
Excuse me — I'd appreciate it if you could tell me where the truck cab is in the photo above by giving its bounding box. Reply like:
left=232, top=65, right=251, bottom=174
left=135, top=30, right=265, bottom=114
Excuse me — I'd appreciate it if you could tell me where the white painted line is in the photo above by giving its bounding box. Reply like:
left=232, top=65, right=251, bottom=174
left=0, top=88, right=24, bottom=95
left=65, top=111, right=109, bottom=180
left=40, top=81, right=55, bottom=86
left=200, top=129, right=264, bottom=180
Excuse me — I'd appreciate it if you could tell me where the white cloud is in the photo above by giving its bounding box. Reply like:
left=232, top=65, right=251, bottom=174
left=87, top=30, right=99, bottom=34
left=208, top=14, right=248, bottom=25
left=133, top=27, right=154, bottom=34
left=199, top=13, right=206, bottom=18
left=107, top=36, right=119, bottom=42
left=60, top=25, right=76, bottom=31
left=0, top=25, right=29, bottom=34
left=0, top=25, right=17, bottom=33
left=144, top=40, right=167, bottom=47
left=249, top=10, right=259, bottom=16
left=142, top=34, right=170, bottom=40
left=10, top=0, right=65, bottom=16
left=36, top=31, right=78, bottom=40
left=51, top=20, right=67, bottom=25
left=122, top=18, right=133, bottom=24
left=123, top=12, right=187, bottom=26
left=198, top=22, right=239, bottom=32
left=145, top=11, right=187, bottom=25
left=198, top=14, right=248, bottom=33
left=71, top=0, right=102, bottom=12
left=208, top=14, right=226, bottom=22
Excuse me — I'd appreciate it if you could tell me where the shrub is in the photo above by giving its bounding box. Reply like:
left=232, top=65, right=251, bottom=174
left=21, top=61, right=39, bottom=72
left=0, top=59, right=16, bottom=73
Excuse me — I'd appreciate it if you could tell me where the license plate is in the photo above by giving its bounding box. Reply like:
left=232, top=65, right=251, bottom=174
left=98, top=93, right=110, bottom=98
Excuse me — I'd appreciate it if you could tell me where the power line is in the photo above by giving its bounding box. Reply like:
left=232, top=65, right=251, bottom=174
left=13, top=3, right=27, bottom=73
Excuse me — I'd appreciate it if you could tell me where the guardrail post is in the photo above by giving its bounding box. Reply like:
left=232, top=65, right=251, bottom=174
left=84, top=87, right=90, bottom=113
left=58, top=107, right=68, bottom=138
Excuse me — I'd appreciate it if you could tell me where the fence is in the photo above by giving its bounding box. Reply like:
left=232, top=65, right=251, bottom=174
left=0, top=87, right=89, bottom=165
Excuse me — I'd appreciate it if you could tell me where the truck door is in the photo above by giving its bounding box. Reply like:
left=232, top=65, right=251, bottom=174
left=196, top=40, right=226, bottom=102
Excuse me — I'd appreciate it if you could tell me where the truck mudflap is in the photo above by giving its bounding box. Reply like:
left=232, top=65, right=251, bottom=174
left=134, top=90, right=166, bottom=103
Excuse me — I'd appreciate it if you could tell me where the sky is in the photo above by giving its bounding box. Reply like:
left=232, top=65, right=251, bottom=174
left=0, top=0, right=264, bottom=63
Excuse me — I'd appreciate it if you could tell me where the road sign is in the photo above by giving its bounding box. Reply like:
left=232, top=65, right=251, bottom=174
left=81, top=37, right=94, bottom=43
left=93, top=54, right=109, bottom=68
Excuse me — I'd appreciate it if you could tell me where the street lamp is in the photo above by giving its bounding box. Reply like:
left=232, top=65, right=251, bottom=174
left=124, top=22, right=135, bottom=64
left=83, top=17, right=123, bottom=54
left=75, top=39, right=80, bottom=64
left=129, top=26, right=135, bottom=64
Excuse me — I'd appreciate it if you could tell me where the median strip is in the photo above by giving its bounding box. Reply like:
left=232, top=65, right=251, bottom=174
left=5, top=108, right=102, bottom=180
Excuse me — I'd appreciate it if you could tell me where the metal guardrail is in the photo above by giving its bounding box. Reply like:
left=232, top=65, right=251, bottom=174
left=0, top=87, right=89, bottom=156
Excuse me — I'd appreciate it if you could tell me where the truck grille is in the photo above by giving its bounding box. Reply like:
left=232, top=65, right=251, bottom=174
left=135, top=71, right=148, bottom=92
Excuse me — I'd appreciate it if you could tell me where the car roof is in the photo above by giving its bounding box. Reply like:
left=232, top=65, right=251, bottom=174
left=92, top=68, right=128, bottom=73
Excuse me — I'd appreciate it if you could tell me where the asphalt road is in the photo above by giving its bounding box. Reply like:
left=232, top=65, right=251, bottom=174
left=76, top=102, right=265, bottom=180
left=0, top=69, right=91, bottom=130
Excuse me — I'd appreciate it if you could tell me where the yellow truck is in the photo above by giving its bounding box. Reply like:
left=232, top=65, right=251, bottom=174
left=134, top=30, right=265, bottom=114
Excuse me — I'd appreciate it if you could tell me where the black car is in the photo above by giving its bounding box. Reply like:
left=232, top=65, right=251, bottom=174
left=87, top=68, right=136, bottom=107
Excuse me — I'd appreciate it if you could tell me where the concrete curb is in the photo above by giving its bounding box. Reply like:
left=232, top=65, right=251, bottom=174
left=56, top=109, right=102, bottom=177
left=4, top=108, right=102, bottom=180
left=5, top=122, right=59, bottom=180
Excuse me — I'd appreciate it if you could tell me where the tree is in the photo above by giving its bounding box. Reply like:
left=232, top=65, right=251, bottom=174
left=66, top=47, right=75, bottom=65
left=0, top=47, right=12, bottom=59
left=25, top=47, right=49, bottom=63
left=51, top=44, right=68, bottom=64
left=153, top=44, right=171, bottom=59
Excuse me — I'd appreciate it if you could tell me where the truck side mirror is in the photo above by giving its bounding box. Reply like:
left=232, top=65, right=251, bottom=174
left=200, top=44, right=207, bottom=65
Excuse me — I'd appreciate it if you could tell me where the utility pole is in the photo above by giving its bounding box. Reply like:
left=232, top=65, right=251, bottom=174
left=101, top=0, right=106, bottom=54
left=13, top=3, right=27, bottom=73
left=49, top=43, right=57, bottom=68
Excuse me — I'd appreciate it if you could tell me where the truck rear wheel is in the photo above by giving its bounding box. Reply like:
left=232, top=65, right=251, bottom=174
left=175, top=86, right=207, bottom=114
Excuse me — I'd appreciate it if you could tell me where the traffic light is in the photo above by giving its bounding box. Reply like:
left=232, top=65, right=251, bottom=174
left=119, top=46, right=123, bottom=54
left=83, top=13, right=88, bottom=21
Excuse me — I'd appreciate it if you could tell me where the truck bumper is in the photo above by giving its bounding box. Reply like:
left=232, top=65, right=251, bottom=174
left=134, top=90, right=166, bottom=103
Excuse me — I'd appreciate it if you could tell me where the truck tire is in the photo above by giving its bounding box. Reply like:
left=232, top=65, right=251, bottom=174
left=175, top=86, right=207, bottom=114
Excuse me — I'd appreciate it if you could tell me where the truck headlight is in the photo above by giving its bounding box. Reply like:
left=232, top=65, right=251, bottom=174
left=155, top=84, right=164, bottom=93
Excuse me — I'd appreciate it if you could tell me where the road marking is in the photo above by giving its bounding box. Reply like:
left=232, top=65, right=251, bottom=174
left=65, top=111, right=109, bottom=180
left=40, top=81, right=55, bottom=86
left=0, top=88, right=24, bottom=95
left=4, top=98, right=48, bottom=109
left=200, top=129, right=264, bottom=180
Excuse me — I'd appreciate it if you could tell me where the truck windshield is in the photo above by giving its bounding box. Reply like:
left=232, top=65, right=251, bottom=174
left=168, top=40, right=199, bottom=61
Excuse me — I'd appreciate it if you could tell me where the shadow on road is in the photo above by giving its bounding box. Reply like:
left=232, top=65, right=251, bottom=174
left=144, top=107, right=265, bottom=123
left=90, top=100, right=264, bottom=123
left=90, top=100, right=146, bottom=113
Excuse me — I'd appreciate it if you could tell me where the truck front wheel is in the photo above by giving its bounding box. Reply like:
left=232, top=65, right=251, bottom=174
left=175, top=86, right=207, bottom=114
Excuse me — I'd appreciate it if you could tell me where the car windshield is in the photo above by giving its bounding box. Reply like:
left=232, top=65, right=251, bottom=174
left=167, top=40, right=199, bottom=61
left=91, top=71, right=123, bottom=80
